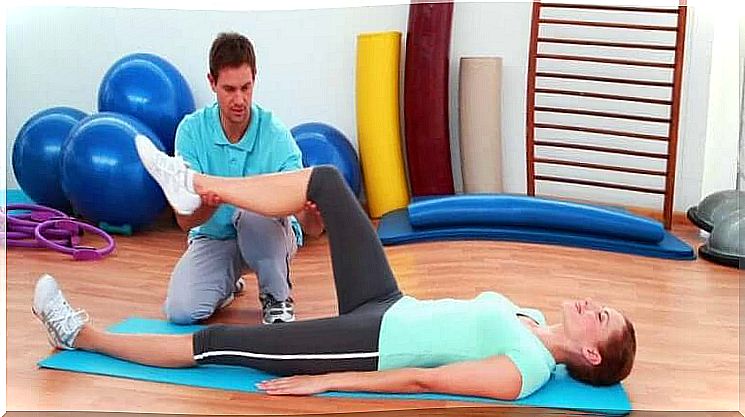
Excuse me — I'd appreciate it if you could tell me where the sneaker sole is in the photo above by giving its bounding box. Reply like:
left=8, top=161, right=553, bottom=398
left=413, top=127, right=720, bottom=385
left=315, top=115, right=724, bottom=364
left=262, top=315, right=296, bottom=325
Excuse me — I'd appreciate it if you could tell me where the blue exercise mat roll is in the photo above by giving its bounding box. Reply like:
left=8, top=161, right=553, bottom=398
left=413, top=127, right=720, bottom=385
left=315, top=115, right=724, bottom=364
left=379, top=208, right=694, bottom=260
left=408, top=195, right=665, bottom=244
left=37, top=317, right=632, bottom=415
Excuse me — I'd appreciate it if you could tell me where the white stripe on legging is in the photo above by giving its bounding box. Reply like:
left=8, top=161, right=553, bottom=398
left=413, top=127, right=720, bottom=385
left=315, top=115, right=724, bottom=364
left=194, top=350, right=379, bottom=361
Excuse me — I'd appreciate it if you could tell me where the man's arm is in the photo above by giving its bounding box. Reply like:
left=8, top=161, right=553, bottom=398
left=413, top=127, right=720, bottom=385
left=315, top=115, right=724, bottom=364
left=172, top=118, right=214, bottom=232
left=277, top=131, right=325, bottom=238
left=257, top=355, right=523, bottom=400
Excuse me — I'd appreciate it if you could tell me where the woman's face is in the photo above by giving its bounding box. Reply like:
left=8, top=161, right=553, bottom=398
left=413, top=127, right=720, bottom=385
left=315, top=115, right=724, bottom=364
left=561, top=298, right=626, bottom=362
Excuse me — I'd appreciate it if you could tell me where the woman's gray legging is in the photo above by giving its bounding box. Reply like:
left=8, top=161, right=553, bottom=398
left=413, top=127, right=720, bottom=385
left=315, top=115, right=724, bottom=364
left=193, top=165, right=403, bottom=375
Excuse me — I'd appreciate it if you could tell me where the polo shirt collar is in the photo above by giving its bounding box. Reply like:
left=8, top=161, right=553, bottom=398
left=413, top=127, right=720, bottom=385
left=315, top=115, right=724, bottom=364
left=212, top=103, right=259, bottom=152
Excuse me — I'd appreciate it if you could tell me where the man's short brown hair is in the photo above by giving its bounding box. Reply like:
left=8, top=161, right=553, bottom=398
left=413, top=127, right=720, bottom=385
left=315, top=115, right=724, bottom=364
left=209, top=32, right=256, bottom=81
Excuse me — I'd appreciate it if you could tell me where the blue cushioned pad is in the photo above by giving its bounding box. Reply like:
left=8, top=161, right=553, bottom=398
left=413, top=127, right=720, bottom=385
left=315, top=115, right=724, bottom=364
left=378, top=208, right=694, bottom=260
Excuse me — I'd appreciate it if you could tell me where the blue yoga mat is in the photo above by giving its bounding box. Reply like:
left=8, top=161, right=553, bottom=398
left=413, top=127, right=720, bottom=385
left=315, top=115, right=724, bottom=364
left=378, top=208, right=694, bottom=260
left=38, top=317, right=631, bottom=415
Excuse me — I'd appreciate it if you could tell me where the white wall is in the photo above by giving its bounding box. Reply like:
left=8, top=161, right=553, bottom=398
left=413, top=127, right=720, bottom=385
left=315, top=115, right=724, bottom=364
left=5, top=1, right=732, bottom=212
left=694, top=0, right=740, bottom=199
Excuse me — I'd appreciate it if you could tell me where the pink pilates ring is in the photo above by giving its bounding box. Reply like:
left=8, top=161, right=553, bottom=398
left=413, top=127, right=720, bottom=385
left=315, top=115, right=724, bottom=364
left=35, top=218, right=115, bottom=261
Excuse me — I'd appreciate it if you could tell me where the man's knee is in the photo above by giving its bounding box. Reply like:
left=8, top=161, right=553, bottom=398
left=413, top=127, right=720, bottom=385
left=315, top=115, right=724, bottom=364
left=235, top=210, right=293, bottom=249
left=164, top=295, right=216, bottom=325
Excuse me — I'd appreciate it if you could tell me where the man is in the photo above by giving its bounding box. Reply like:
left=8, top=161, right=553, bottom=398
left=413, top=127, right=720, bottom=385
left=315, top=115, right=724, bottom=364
left=164, top=32, right=323, bottom=325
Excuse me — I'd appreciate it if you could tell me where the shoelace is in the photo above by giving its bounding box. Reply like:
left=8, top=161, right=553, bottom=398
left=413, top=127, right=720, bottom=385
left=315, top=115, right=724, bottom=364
left=44, top=294, right=88, bottom=346
left=264, top=298, right=294, bottom=314
left=153, top=153, right=192, bottom=192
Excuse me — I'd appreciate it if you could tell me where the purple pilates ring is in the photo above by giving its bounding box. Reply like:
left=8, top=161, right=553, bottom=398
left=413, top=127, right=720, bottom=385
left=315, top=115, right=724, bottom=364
left=9, top=223, right=79, bottom=242
left=5, top=203, right=114, bottom=260
left=7, top=204, right=69, bottom=228
left=6, top=237, right=72, bottom=248
left=6, top=203, right=81, bottom=247
left=35, top=219, right=115, bottom=261
left=6, top=231, right=32, bottom=240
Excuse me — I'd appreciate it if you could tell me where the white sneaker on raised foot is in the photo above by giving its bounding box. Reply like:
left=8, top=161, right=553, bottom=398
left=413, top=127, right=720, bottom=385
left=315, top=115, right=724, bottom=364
left=32, top=274, right=89, bottom=350
left=134, top=134, right=201, bottom=215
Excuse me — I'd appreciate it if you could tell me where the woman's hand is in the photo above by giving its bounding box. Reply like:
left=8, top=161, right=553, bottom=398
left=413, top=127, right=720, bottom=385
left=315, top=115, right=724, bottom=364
left=296, top=201, right=325, bottom=238
left=256, top=374, right=337, bottom=396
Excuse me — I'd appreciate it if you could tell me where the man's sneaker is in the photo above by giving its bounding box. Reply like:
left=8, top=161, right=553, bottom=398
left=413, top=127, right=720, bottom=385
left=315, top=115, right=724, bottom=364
left=134, top=134, right=201, bottom=215
left=32, top=274, right=89, bottom=350
left=260, top=293, right=295, bottom=324
left=218, top=277, right=246, bottom=310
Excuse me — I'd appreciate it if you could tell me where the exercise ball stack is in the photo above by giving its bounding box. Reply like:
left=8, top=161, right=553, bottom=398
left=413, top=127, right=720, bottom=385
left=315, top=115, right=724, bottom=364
left=11, top=52, right=195, bottom=234
left=61, top=113, right=167, bottom=231
left=98, top=53, right=196, bottom=155
left=291, top=122, right=362, bottom=197
left=11, top=107, right=88, bottom=211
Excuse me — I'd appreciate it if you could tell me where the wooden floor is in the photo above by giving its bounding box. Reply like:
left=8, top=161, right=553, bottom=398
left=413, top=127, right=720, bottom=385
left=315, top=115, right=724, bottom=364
left=5, top=212, right=741, bottom=416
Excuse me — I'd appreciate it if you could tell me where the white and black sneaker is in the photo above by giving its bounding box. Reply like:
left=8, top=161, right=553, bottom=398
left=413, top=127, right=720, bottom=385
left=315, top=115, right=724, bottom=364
left=32, top=274, right=89, bottom=350
left=260, top=294, right=295, bottom=324
left=134, top=134, right=201, bottom=215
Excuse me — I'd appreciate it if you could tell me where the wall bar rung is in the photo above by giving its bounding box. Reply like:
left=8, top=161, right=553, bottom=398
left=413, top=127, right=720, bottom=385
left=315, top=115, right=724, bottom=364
left=535, top=88, right=672, bottom=105
left=534, top=140, right=669, bottom=159
left=535, top=123, right=670, bottom=141
left=535, top=175, right=667, bottom=194
left=535, top=106, right=670, bottom=123
left=538, top=37, right=676, bottom=51
left=534, top=158, right=667, bottom=176
left=539, top=18, right=678, bottom=31
left=540, top=3, right=679, bottom=13
left=537, top=53, right=675, bottom=68
left=536, top=71, right=674, bottom=87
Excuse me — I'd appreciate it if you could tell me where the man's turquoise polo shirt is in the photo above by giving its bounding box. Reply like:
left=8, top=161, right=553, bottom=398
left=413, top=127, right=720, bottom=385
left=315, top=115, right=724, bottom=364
left=174, top=102, right=303, bottom=245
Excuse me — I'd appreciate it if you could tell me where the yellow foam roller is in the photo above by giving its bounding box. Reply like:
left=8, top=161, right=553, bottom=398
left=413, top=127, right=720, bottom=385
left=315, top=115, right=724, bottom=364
left=356, top=31, right=410, bottom=218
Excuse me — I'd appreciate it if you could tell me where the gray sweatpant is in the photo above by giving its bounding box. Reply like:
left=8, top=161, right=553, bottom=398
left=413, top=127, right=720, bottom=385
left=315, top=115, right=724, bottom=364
left=164, top=210, right=298, bottom=324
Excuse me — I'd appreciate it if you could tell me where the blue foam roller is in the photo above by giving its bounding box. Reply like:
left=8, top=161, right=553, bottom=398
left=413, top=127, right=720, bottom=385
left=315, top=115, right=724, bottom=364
left=408, top=195, right=665, bottom=244
left=379, top=208, right=694, bottom=260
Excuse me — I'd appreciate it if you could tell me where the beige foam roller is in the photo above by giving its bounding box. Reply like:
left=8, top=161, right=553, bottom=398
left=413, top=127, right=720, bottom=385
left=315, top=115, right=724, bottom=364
left=458, top=57, right=503, bottom=193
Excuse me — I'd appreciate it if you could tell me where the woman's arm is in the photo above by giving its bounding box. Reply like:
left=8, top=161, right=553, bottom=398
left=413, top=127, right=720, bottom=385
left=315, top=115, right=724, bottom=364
left=256, top=355, right=523, bottom=400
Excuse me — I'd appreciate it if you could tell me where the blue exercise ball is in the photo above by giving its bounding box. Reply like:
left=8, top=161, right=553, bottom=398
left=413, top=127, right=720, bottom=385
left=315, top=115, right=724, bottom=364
left=60, top=112, right=167, bottom=230
left=98, top=53, right=195, bottom=155
left=12, top=107, right=88, bottom=211
left=291, top=122, right=362, bottom=196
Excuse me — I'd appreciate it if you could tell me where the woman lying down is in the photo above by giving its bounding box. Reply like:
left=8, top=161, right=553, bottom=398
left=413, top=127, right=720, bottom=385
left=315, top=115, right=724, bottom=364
left=32, top=136, right=636, bottom=400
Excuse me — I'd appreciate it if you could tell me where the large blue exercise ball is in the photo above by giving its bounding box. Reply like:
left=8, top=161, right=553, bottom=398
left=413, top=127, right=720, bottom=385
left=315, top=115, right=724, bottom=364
left=291, top=122, right=362, bottom=196
left=12, top=107, right=88, bottom=211
left=60, top=112, right=167, bottom=230
left=98, top=53, right=195, bottom=155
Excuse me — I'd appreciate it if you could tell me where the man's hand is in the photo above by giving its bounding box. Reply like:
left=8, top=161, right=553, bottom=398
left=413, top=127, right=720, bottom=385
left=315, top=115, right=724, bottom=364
left=296, top=200, right=325, bottom=238
left=201, top=191, right=222, bottom=207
